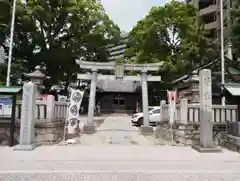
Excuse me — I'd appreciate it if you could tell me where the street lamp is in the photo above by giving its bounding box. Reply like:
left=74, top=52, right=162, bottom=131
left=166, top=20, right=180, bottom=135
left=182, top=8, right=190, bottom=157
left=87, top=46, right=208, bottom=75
left=6, top=0, right=17, bottom=86
left=220, top=0, right=225, bottom=105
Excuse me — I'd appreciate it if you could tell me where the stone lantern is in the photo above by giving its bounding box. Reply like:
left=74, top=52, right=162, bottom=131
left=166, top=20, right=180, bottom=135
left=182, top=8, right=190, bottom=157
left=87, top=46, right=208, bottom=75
left=182, top=70, right=200, bottom=103
left=25, top=66, right=48, bottom=99
left=51, top=84, right=65, bottom=93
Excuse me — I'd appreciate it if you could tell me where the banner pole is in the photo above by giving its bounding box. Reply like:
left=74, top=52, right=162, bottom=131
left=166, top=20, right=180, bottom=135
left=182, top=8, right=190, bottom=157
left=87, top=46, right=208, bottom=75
left=63, top=88, right=72, bottom=143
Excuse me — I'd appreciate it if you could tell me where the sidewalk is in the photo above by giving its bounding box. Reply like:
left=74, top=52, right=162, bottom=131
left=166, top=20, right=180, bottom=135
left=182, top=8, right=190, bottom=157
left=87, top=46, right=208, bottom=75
left=0, top=145, right=240, bottom=180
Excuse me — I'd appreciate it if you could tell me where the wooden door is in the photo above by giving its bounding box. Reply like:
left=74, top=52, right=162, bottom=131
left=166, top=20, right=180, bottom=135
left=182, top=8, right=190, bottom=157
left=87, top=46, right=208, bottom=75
left=113, top=97, right=125, bottom=112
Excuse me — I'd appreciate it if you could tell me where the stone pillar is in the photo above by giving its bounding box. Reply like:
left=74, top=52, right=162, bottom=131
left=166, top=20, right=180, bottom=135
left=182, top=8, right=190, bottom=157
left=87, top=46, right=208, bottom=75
left=180, top=99, right=188, bottom=125
left=140, top=70, right=153, bottom=134
left=14, top=82, right=37, bottom=151
left=159, top=100, right=166, bottom=122
left=83, top=68, right=97, bottom=134
left=175, top=99, right=188, bottom=144
left=46, top=95, right=55, bottom=122
left=192, top=69, right=221, bottom=152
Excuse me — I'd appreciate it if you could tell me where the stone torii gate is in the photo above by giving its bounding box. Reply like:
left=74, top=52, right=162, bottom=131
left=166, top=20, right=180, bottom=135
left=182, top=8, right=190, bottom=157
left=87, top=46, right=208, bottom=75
left=76, top=60, right=162, bottom=134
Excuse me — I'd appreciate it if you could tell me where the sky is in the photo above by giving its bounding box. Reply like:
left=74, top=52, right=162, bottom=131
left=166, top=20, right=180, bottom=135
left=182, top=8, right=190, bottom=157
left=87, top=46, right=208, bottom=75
left=100, top=0, right=172, bottom=32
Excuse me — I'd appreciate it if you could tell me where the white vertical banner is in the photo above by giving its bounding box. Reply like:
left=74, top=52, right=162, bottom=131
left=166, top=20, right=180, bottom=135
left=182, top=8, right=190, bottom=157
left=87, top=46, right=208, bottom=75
left=167, top=90, right=177, bottom=125
left=66, top=89, right=85, bottom=134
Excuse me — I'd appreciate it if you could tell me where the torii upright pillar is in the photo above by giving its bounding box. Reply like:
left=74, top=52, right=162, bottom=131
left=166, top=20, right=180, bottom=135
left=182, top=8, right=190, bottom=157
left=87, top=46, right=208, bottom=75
left=83, top=68, right=98, bottom=133
left=141, top=70, right=150, bottom=131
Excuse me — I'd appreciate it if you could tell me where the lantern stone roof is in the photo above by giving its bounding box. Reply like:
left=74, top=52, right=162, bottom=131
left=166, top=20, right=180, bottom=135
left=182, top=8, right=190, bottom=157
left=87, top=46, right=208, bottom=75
left=182, top=70, right=199, bottom=83
left=25, top=70, right=46, bottom=79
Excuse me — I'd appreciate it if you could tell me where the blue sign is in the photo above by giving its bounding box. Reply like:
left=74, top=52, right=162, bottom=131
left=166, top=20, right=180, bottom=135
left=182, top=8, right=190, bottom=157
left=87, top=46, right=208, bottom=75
left=0, top=95, right=12, bottom=117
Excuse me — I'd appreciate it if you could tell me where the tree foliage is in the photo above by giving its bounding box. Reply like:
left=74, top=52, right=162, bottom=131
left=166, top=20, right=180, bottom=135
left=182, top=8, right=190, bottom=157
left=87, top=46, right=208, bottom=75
left=0, top=0, right=10, bottom=46
left=2, top=0, right=120, bottom=86
left=125, top=0, right=216, bottom=83
left=231, top=0, right=240, bottom=57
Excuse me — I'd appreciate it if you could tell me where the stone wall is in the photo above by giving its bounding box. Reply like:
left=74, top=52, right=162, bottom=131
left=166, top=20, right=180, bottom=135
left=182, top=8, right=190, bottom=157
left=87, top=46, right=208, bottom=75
left=0, top=121, right=64, bottom=146
left=219, top=134, right=240, bottom=153
left=155, top=122, right=225, bottom=146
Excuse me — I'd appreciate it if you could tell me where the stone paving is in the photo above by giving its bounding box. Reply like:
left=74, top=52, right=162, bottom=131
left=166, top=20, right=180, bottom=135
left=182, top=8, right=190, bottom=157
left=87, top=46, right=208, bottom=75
left=77, top=114, right=155, bottom=145
left=1, top=114, right=240, bottom=180
left=0, top=146, right=240, bottom=180
left=78, top=114, right=108, bottom=128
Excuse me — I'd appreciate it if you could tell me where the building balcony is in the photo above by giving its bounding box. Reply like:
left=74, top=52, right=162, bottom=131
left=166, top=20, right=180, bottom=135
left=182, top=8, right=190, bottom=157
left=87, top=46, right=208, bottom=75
left=109, top=49, right=126, bottom=56
left=199, top=4, right=218, bottom=16
left=108, top=44, right=126, bottom=51
left=108, top=54, right=125, bottom=60
left=205, top=21, right=218, bottom=30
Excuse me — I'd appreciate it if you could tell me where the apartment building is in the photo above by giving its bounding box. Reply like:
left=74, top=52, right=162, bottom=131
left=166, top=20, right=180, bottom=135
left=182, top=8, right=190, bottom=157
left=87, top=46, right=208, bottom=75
left=107, top=33, right=128, bottom=61
left=186, top=0, right=231, bottom=42
left=107, top=32, right=136, bottom=61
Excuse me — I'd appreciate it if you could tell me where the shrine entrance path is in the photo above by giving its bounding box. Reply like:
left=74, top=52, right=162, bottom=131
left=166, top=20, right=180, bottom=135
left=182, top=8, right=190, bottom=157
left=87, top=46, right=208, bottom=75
left=78, top=114, right=155, bottom=145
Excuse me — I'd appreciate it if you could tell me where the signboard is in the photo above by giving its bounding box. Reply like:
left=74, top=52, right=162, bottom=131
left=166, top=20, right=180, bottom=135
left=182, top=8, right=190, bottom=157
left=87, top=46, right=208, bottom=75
left=0, top=95, right=12, bottom=117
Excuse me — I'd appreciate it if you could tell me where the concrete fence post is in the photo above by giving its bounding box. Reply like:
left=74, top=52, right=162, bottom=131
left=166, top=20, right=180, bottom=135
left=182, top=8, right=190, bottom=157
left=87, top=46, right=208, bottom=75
left=46, top=95, right=55, bottom=122
left=160, top=100, right=166, bottom=122
left=175, top=99, right=188, bottom=145
left=180, top=99, right=188, bottom=125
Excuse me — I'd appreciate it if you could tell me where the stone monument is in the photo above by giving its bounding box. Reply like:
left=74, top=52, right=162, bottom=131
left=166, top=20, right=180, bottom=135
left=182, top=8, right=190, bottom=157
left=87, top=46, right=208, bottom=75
left=192, top=69, right=221, bottom=152
left=14, top=82, right=37, bottom=151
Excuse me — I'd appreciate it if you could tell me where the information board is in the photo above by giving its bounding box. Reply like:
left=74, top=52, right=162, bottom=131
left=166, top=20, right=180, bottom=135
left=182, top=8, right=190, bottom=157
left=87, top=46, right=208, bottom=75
left=0, top=95, right=12, bottom=117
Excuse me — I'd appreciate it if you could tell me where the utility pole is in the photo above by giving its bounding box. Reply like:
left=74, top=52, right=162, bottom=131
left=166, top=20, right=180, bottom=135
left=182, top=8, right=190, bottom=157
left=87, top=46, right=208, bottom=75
left=6, top=0, right=17, bottom=86
left=220, top=0, right=225, bottom=105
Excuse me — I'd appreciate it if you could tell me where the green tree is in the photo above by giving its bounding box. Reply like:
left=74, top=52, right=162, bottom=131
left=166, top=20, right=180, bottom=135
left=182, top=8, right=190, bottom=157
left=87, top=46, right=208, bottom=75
left=126, top=0, right=216, bottom=84
left=5, top=0, right=120, bottom=87
left=0, top=0, right=10, bottom=46
left=231, top=0, right=240, bottom=57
